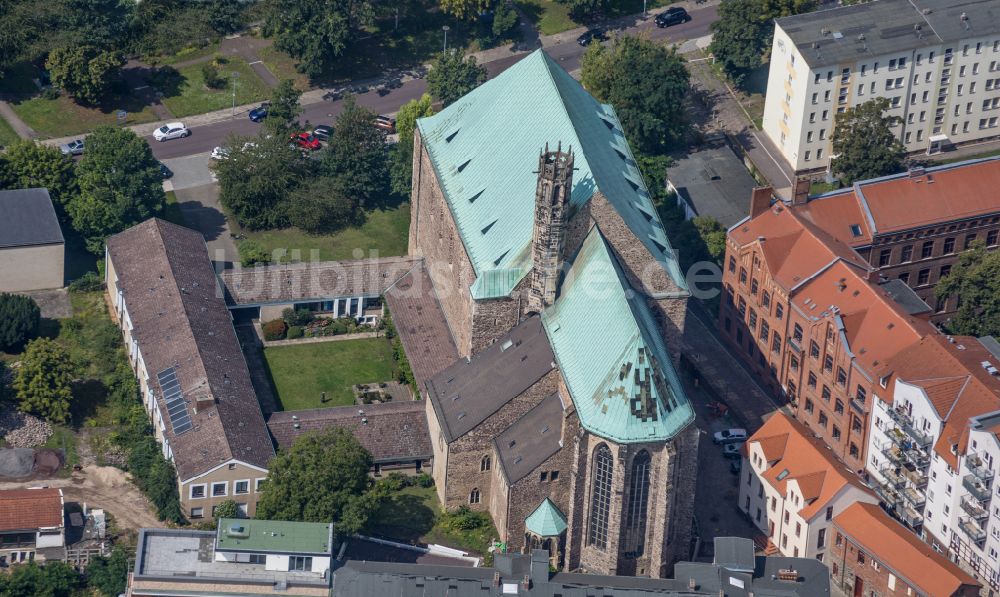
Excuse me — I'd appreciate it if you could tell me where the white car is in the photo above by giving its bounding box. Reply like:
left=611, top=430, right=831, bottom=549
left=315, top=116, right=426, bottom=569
left=712, top=428, right=748, bottom=445
left=210, top=146, right=229, bottom=161
left=154, top=122, right=190, bottom=142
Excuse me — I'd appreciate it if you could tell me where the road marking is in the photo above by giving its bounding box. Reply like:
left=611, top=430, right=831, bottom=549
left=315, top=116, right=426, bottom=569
left=134, top=85, right=149, bottom=91
left=248, top=61, right=263, bottom=65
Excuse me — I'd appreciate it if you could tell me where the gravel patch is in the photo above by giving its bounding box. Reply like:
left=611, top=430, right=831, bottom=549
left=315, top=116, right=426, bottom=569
left=0, top=405, right=53, bottom=448
left=0, top=449, right=35, bottom=478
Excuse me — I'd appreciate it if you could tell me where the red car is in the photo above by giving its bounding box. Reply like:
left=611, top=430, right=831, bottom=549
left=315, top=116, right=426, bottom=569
left=289, top=132, right=322, bottom=151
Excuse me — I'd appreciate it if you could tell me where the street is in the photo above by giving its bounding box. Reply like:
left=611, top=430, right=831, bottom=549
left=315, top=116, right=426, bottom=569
left=146, top=4, right=716, bottom=161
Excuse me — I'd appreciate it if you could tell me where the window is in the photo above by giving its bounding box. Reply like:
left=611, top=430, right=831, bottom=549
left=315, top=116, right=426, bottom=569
left=776, top=304, right=784, bottom=320
left=290, top=556, right=312, bottom=571
left=808, top=372, right=817, bottom=389
left=822, top=385, right=831, bottom=401
left=481, top=455, right=491, bottom=472
left=762, top=291, right=771, bottom=310
left=832, top=425, right=841, bottom=440
left=917, top=269, right=930, bottom=286
left=190, top=507, right=204, bottom=518
left=818, top=411, right=828, bottom=427
left=748, top=309, right=757, bottom=331
left=810, top=341, right=820, bottom=359
left=940, top=264, right=951, bottom=279
left=772, top=334, right=781, bottom=354
left=817, top=149, right=823, bottom=159
left=760, top=320, right=769, bottom=341
left=849, top=443, right=859, bottom=458
left=856, top=385, right=867, bottom=404
left=964, top=233, right=977, bottom=250
left=824, top=355, right=833, bottom=373
left=837, top=367, right=847, bottom=386
left=921, top=240, right=934, bottom=258
left=739, top=267, right=747, bottom=285
left=212, top=482, right=227, bottom=497
left=737, top=297, right=746, bottom=316
left=944, top=237, right=955, bottom=253
left=879, top=248, right=892, bottom=266
left=469, top=487, right=481, bottom=504
left=255, top=478, right=265, bottom=493
left=728, top=256, right=736, bottom=273
left=588, top=445, right=614, bottom=550
left=857, top=551, right=866, bottom=565
left=900, top=245, right=912, bottom=262
left=835, top=400, right=845, bottom=415
left=624, top=451, right=651, bottom=557
left=190, top=484, right=206, bottom=499
left=750, top=278, right=759, bottom=295
left=234, top=480, right=249, bottom=495
left=790, top=355, right=800, bottom=371
left=898, top=272, right=909, bottom=284
left=249, top=554, right=266, bottom=564
left=989, top=229, right=999, bottom=246
left=805, top=398, right=814, bottom=414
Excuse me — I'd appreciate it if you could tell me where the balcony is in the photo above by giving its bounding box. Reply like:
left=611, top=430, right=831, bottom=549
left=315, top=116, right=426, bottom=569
left=961, top=497, right=989, bottom=523
left=966, top=454, right=995, bottom=483
left=880, top=465, right=908, bottom=489
left=960, top=517, right=987, bottom=545
left=963, top=474, right=992, bottom=504
left=902, top=486, right=926, bottom=509
left=874, top=483, right=902, bottom=509
left=886, top=409, right=933, bottom=447
left=883, top=442, right=930, bottom=472
left=904, top=467, right=928, bottom=489
left=900, top=505, right=923, bottom=528
left=850, top=398, right=866, bottom=415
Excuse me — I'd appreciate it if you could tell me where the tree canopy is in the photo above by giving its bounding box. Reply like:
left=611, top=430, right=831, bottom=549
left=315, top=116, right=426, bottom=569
left=68, top=126, right=165, bottom=253
left=0, top=293, right=40, bottom=352
left=427, top=49, right=488, bottom=107
left=390, top=93, right=434, bottom=197
left=85, top=546, right=129, bottom=597
left=45, top=45, right=124, bottom=105
left=936, top=242, right=1000, bottom=337
left=266, top=79, right=303, bottom=134
left=831, top=97, right=906, bottom=184
left=0, top=560, right=80, bottom=597
left=261, top=0, right=374, bottom=77
left=581, top=35, right=690, bottom=153
left=323, top=95, right=390, bottom=209
left=0, top=140, right=78, bottom=209
left=710, top=0, right=816, bottom=86
left=15, top=337, right=74, bottom=423
left=439, top=0, right=491, bottom=19
left=256, top=427, right=375, bottom=532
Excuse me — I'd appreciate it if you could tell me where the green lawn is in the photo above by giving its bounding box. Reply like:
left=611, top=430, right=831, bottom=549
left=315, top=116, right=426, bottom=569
left=256, top=46, right=312, bottom=91
left=263, top=338, right=399, bottom=410
left=152, top=43, right=222, bottom=66
left=235, top=203, right=410, bottom=263
left=158, top=57, right=271, bottom=118
left=366, top=485, right=500, bottom=555
left=809, top=180, right=842, bottom=195
left=161, top=190, right=188, bottom=227
left=0, top=114, right=20, bottom=148
left=516, top=0, right=676, bottom=35
left=10, top=93, right=159, bottom=139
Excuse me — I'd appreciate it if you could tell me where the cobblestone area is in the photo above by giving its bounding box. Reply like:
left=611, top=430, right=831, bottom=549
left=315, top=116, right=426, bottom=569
left=0, top=405, right=53, bottom=448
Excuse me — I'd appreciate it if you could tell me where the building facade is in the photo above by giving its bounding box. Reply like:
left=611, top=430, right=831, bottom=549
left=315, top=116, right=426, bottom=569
left=0, top=188, right=64, bottom=292
left=764, top=0, right=1000, bottom=174
left=0, top=488, right=65, bottom=565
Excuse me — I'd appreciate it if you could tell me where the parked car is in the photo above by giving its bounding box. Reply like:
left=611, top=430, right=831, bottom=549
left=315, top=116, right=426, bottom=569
left=159, top=162, right=173, bottom=179
left=249, top=102, right=270, bottom=122
left=210, top=146, right=229, bottom=161
left=374, top=115, right=396, bottom=133
left=154, top=122, right=190, bottom=142
left=59, top=139, right=84, bottom=156
left=289, top=132, right=322, bottom=151
left=729, top=454, right=743, bottom=472
left=577, top=28, right=606, bottom=46
left=313, top=124, right=334, bottom=142
left=712, top=428, right=748, bottom=444
left=655, top=7, right=691, bottom=27
left=722, top=444, right=742, bottom=459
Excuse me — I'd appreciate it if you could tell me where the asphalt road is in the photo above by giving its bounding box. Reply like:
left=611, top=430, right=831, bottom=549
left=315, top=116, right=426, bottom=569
left=147, top=5, right=717, bottom=161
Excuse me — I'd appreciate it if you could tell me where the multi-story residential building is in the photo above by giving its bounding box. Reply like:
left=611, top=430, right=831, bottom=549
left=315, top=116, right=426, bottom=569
left=106, top=219, right=275, bottom=521
left=721, top=190, right=933, bottom=472
left=0, top=488, right=65, bottom=565
left=791, top=158, right=1000, bottom=317
left=127, top=519, right=334, bottom=596
left=831, top=502, right=981, bottom=597
left=865, top=334, right=1000, bottom=592
left=739, top=412, right=879, bottom=562
left=763, top=0, right=1000, bottom=175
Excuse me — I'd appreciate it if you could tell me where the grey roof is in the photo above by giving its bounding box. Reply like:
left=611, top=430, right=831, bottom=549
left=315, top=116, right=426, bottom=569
left=332, top=546, right=830, bottom=597
left=425, top=317, right=555, bottom=443
left=878, top=279, right=932, bottom=315
left=712, top=537, right=755, bottom=573
left=0, top=189, right=64, bottom=249
left=980, top=336, right=1000, bottom=361
left=106, top=219, right=274, bottom=480
left=668, top=144, right=758, bottom=228
left=493, top=392, right=564, bottom=484
left=777, top=0, right=1000, bottom=68
left=266, top=401, right=432, bottom=464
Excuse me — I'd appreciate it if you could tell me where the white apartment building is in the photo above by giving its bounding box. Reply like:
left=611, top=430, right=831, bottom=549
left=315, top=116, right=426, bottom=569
left=864, top=334, right=1000, bottom=593
left=739, top=412, right=878, bottom=563
left=763, top=0, right=1000, bottom=174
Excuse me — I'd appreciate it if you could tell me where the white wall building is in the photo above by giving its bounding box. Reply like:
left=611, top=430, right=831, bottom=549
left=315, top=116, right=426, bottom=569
left=739, top=412, right=878, bottom=563
left=763, top=0, right=1000, bottom=174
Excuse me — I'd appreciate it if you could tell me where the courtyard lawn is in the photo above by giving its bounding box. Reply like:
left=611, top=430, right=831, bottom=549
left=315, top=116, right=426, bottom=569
left=0, top=114, right=19, bottom=148
left=235, top=203, right=410, bottom=263
left=515, top=0, right=676, bottom=35
left=365, top=485, right=500, bottom=555
left=158, top=57, right=271, bottom=118
left=256, top=46, right=312, bottom=91
left=10, top=93, right=159, bottom=139
left=263, top=338, right=399, bottom=411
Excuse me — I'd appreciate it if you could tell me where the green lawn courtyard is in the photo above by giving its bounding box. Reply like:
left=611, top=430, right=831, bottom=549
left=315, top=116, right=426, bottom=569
left=515, top=0, right=677, bottom=35
left=263, top=338, right=400, bottom=411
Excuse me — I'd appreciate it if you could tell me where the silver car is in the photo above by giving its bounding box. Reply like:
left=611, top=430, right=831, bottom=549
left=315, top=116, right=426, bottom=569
left=154, top=122, right=190, bottom=142
left=60, top=139, right=84, bottom=156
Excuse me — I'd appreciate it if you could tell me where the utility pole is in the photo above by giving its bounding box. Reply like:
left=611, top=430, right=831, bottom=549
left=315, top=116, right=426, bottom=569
left=231, top=71, right=239, bottom=118
left=442, top=25, right=450, bottom=53
left=643, top=0, right=647, bottom=17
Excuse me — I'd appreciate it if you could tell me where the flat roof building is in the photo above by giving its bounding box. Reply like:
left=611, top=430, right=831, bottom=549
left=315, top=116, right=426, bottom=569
left=0, top=188, right=64, bottom=292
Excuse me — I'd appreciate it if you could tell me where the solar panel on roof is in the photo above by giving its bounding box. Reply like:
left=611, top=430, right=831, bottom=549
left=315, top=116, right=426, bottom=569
left=157, top=367, right=193, bottom=435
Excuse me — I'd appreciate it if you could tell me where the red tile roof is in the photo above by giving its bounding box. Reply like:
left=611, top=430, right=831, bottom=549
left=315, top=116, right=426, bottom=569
left=0, top=488, right=62, bottom=531
left=834, top=502, right=980, bottom=597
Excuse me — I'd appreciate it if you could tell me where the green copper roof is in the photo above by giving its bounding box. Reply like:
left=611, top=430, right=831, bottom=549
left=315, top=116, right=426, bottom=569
left=541, top=228, right=694, bottom=443
left=417, top=49, right=685, bottom=300
left=525, top=498, right=567, bottom=537
left=215, top=518, right=333, bottom=555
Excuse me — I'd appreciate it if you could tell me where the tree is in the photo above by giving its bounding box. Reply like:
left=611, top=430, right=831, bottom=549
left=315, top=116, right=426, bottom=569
left=287, top=176, right=360, bottom=233
left=710, top=0, right=815, bottom=86
left=427, top=49, right=487, bottom=107
left=936, top=242, right=1000, bottom=337
left=213, top=499, right=240, bottom=519
left=256, top=427, right=374, bottom=532
left=492, top=1, right=518, bottom=39
left=68, top=126, right=165, bottom=253
left=692, top=216, right=727, bottom=263
left=238, top=239, right=272, bottom=267
left=0, top=293, right=40, bottom=353
left=323, top=95, right=389, bottom=209
left=581, top=35, right=689, bottom=153
left=45, top=44, right=124, bottom=104
left=439, top=0, right=490, bottom=19
left=86, top=546, right=129, bottom=597
left=390, top=93, right=434, bottom=197
left=0, top=560, right=80, bottom=597
left=566, top=0, right=607, bottom=23
left=261, top=0, right=374, bottom=77
left=0, top=140, right=78, bottom=209
left=14, top=338, right=74, bottom=423
left=208, top=0, right=245, bottom=34
left=215, top=134, right=314, bottom=230
left=831, top=97, right=906, bottom=184
left=265, top=79, right=303, bottom=134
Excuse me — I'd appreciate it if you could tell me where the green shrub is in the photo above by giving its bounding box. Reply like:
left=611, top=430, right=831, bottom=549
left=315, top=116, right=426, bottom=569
left=286, top=325, right=303, bottom=339
left=239, top=240, right=271, bottom=267
left=201, top=63, right=226, bottom=89
left=69, top=271, right=104, bottom=292
left=0, top=293, right=41, bottom=353
left=414, top=472, right=434, bottom=488
left=213, top=499, right=239, bottom=518
left=281, top=308, right=314, bottom=327
left=443, top=506, right=490, bottom=531
left=41, top=86, right=61, bottom=100
left=262, top=319, right=287, bottom=341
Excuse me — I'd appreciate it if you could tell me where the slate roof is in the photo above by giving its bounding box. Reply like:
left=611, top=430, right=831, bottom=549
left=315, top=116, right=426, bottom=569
left=667, top=143, right=758, bottom=228
left=777, top=0, right=1000, bottom=69
left=493, top=392, right=564, bottom=484
left=0, top=488, right=62, bottom=531
left=524, top=499, right=567, bottom=537
left=219, top=256, right=418, bottom=305
left=426, top=316, right=555, bottom=443
left=416, top=49, right=684, bottom=300
left=541, top=228, right=693, bottom=443
left=0, top=188, right=64, bottom=249
left=878, top=279, right=931, bottom=315
left=106, top=219, right=274, bottom=480
left=266, top=401, right=432, bottom=463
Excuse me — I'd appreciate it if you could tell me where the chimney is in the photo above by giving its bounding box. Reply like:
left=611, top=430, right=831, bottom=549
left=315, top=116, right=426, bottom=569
left=493, top=571, right=501, bottom=587
left=688, top=578, right=697, bottom=590
left=528, top=143, right=574, bottom=314
left=194, top=395, right=215, bottom=413
left=750, top=186, right=774, bottom=218
left=792, top=178, right=811, bottom=206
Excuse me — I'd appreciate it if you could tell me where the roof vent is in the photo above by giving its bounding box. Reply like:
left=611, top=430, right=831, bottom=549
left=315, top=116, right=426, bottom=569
left=821, top=27, right=830, bottom=36
left=777, top=569, right=799, bottom=582
left=468, top=189, right=485, bottom=204
left=361, top=418, right=368, bottom=425
left=481, top=220, right=498, bottom=235
left=456, top=158, right=472, bottom=173
left=293, top=422, right=300, bottom=429
left=908, top=166, right=925, bottom=178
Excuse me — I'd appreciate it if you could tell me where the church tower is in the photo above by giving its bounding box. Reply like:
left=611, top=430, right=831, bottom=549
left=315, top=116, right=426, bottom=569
left=528, top=144, right=574, bottom=313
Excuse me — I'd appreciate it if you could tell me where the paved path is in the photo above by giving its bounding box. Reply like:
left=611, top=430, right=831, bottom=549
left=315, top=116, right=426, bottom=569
left=122, top=60, right=173, bottom=121
left=236, top=323, right=281, bottom=415
left=0, top=99, right=36, bottom=140
left=172, top=182, right=238, bottom=264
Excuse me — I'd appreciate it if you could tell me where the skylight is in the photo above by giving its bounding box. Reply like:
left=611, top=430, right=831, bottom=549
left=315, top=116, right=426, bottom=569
left=850, top=224, right=863, bottom=237
left=776, top=468, right=790, bottom=481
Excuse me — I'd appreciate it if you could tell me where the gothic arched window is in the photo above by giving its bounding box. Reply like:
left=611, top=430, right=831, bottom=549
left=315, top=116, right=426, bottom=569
left=469, top=488, right=481, bottom=504
left=624, top=451, right=651, bottom=557
left=588, top=444, right=614, bottom=550
left=481, top=455, right=491, bottom=472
